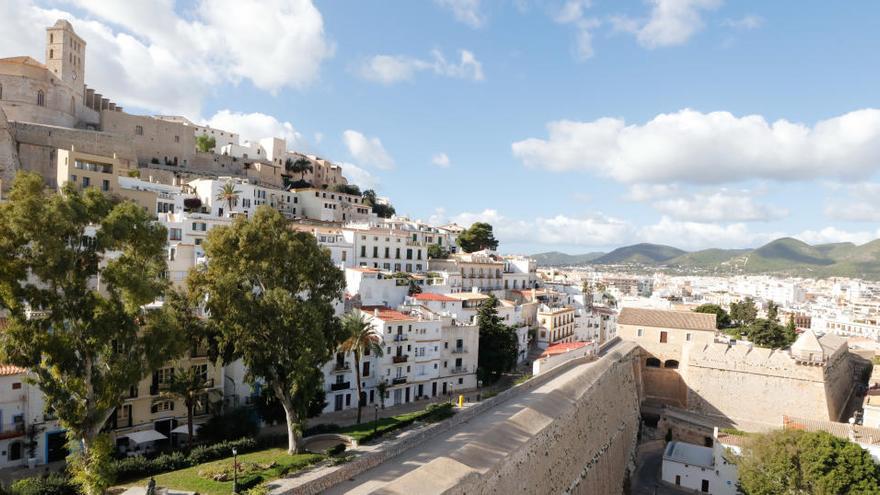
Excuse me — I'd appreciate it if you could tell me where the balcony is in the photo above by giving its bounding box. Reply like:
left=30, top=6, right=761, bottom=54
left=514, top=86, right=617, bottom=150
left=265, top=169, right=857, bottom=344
left=451, top=347, right=467, bottom=354
left=392, top=377, right=407, bottom=385
left=330, top=381, right=351, bottom=392
left=0, top=423, right=25, bottom=440
left=449, top=366, right=469, bottom=375
left=393, top=334, right=408, bottom=342
left=333, top=362, right=351, bottom=372
left=392, top=355, right=409, bottom=364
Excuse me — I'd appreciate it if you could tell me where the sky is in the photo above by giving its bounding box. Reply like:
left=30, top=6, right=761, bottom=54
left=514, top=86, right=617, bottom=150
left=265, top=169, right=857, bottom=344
left=3, top=0, right=880, bottom=255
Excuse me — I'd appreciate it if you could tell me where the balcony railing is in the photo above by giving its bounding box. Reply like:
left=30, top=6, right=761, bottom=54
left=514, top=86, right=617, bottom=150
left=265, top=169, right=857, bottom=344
left=449, top=366, right=469, bottom=375
left=0, top=423, right=25, bottom=440
left=451, top=347, right=467, bottom=354
left=392, top=377, right=407, bottom=385
left=330, top=381, right=351, bottom=392
left=392, top=355, right=409, bottom=364
left=333, top=362, right=351, bottom=372
left=393, top=334, right=408, bottom=342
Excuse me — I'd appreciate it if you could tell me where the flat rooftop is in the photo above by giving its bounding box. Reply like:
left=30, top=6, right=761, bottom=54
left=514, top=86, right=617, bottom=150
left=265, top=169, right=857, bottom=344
left=663, top=441, right=714, bottom=468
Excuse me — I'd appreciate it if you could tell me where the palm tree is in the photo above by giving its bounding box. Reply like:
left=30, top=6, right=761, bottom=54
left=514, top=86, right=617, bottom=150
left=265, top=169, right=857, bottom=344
left=339, top=312, right=384, bottom=424
left=286, top=157, right=313, bottom=182
left=215, top=181, right=240, bottom=213
left=164, top=366, right=213, bottom=448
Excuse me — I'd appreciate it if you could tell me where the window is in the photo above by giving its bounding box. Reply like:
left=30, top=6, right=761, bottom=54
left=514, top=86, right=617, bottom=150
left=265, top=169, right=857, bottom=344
left=664, top=360, right=679, bottom=369
left=659, top=331, right=668, bottom=343
left=169, top=228, right=182, bottom=241
left=102, top=179, right=110, bottom=192
left=157, top=368, right=173, bottom=384
left=637, top=328, right=643, bottom=337
left=646, top=358, right=661, bottom=368
left=135, top=125, right=143, bottom=135
left=360, top=246, right=366, bottom=257
left=36, top=90, right=44, bottom=107
left=363, top=361, right=370, bottom=377
left=174, top=135, right=180, bottom=143
left=686, top=333, right=692, bottom=342
left=12, top=382, right=21, bottom=390
left=82, top=176, right=90, bottom=187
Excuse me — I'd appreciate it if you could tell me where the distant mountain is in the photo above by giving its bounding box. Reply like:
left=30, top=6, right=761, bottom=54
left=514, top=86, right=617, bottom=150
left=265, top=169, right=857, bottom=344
left=530, top=237, right=880, bottom=279
left=593, top=243, right=687, bottom=264
left=530, top=251, right=605, bottom=266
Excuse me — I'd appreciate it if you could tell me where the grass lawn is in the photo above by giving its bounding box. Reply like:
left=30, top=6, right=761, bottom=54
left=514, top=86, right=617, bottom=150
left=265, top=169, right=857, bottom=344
left=128, top=448, right=323, bottom=495
left=338, top=403, right=455, bottom=442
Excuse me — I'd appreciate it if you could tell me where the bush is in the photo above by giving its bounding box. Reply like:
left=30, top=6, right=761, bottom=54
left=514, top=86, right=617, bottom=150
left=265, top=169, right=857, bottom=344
left=9, top=474, right=77, bottom=495
left=303, top=423, right=340, bottom=437
left=112, top=437, right=261, bottom=482
left=324, top=443, right=346, bottom=457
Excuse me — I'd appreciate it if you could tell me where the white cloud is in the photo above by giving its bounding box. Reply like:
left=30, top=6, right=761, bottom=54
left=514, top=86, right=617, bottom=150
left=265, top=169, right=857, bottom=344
left=343, top=130, right=396, bottom=170
left=358, top=50, right=484, bottom=84
left=432, top=153, right=451, bottom=168
left=512, top=108, right=880, bottom=184
left=434, top=0, right=485, bottom=28
left=624, top=184, right=680, bottom=201
left=651, top=190, right=787, bottom=222
left=0, top=0, right=332, bottom=116
left=722, top=14, right=764, bottom=30
left=793, top=227, right=880, bottom=246
left=636, top=0, right=723, bottom=48
left=437, top=209, right=632, bottom=247
left=638, top=216, right=772, bottom=250
left=203, top=110, right=308, bottom=150
left=338, top=162, right=380, bottom=191
left=824, top=183, right=880, bottom=222
left=552, top=1, right=601, bottom=61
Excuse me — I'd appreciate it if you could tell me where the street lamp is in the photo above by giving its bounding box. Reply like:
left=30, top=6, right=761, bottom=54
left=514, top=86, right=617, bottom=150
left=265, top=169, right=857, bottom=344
left=231, top=447, right=238, bottom=494
left=477, top=379, right=483, bottom=401
left=373, top=404, right=379, bottom=436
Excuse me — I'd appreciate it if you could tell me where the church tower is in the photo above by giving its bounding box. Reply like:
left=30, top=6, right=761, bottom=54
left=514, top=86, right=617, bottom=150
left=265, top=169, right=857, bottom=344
left=45, top=20, right=85, bottom=96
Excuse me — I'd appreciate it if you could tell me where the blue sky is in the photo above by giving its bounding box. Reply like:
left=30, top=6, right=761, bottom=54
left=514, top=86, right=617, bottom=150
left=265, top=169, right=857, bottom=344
left=4, top=1, right=880, bottom=254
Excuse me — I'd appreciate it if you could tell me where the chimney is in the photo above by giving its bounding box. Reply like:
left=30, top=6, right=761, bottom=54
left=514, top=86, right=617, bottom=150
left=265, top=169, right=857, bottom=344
left=373, top=308, right=379, bottom=317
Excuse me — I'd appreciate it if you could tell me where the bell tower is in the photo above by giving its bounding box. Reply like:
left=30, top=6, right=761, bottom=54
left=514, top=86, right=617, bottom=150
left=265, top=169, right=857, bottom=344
left=46, top=20, right=85, bottom=96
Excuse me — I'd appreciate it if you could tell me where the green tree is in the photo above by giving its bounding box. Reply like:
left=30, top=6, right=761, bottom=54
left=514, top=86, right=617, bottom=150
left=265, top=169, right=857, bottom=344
left=215, top=181, right=240, bottom=213
left=730, top=297, right=758, bottom=327
left=476, top=295, right=518, bottom=383
left=163, top=366, right=212, bottom=448
left=693, top=304, right=730, bottom=329
left=0, top=173, right=177, bottom=495
left=737, top=429, right=880, bottom=495
left=766, top=300, right=779, bottom=322
left=427, top=244, right=449, bottom=259
left=457, top=222, right=499, bottom=253
left=746, top=318, right=797, bottom=349
left=361, top=189, right=396, bottom=218
left=332, top=184, right=362, bottom=196
left=285, top=157, right=313, bottom=182
left=196, top=134, right=216, bottom=153
left=189, top=206, right=345, bottom=454
left=376, top=380, right=388, bottom=409
left=339, top=312, right=384, bottom=424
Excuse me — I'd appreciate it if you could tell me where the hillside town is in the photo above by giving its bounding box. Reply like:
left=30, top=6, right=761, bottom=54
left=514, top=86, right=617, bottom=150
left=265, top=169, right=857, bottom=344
left=1, top=16, right=880, bottom=495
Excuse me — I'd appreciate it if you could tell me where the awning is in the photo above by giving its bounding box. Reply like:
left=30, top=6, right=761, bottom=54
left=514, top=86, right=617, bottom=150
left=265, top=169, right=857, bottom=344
left=123, top=429, right=167, bottom=444
left=170, top=424, right=200, bottom=435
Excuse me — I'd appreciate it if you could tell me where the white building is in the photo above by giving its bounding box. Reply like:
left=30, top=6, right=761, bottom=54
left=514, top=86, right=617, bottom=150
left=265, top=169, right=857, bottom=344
left=661, top=428, right=738, bottom=495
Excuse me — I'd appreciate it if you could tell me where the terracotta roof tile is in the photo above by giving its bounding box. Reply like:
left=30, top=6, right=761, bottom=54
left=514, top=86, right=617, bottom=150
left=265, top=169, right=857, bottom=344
left=360, top=306, right=415, bottom=322
left=540, top=342, right=589, bottom=358
left=412, top=293, right=458, bottom=302
left=618, top=307, right=716, bottom=331
left=0, top=365, right=26, bottom=377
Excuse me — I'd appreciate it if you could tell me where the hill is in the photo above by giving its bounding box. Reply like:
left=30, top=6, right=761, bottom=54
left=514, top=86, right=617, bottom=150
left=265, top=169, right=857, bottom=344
left=593, top=243, right=687, bottom=264
left=530, top=238, right=880, bottom=279
left=530, top=251, right=605, bottom=266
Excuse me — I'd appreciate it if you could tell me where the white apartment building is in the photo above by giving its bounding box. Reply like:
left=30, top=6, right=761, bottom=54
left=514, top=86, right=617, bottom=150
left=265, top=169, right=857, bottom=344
left=290, top=223, right=355, bottom=269
left=661, top=428, right=738, bottom=495
left=322, top=305, right=478, bottom=413
left=0, top=365, right=58, bottom=469
left=345, top=227, right=428, bottom=273
left=154, top=116, right=240, bottom=149
left=344, top=268, right=410, bottom=308
left=189, top=177, right=297, bottom=219
left=293, top=187, right=373, bottom=223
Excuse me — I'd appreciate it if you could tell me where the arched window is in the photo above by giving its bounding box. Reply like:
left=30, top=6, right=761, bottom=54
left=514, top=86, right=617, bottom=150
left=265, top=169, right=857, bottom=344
left=36, top=90, right=45, bottom=107
left=664, top=360, right=679, bottom=369
left=646, top=357, right=661, bottom=368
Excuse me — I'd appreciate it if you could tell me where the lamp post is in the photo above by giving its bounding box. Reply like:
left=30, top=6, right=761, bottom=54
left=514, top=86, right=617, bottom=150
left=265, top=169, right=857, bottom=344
left=232, top=447, right=238, bottom=494
left=373, top=404, right=379, bottom=436
left=477, top=379, right=483, bottom=402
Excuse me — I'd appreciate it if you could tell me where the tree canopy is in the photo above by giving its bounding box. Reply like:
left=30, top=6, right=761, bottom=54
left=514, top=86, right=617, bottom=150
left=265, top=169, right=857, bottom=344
left=339, top=312, right=383, bottom=424
left=195, top=134, right=216, bottom=153
left=457, top=222, right=499, bottom=253
left=189, top=206, right=345, bottom=453
left=361, top=189, right=396, bottom=218
left=476, top=295, right=518, bottom=383
left=729, top=297, right=758, bottom=327
left=745, top=318, right=797, bottom=349
left=0, top=173, right=179, bottom=494
left=737, top=429, right=880, bottom=495
left=693, top=303, right=730, bottom=329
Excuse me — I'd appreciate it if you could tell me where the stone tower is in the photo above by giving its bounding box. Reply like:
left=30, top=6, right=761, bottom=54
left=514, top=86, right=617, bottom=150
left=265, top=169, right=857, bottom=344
left=45, top=20, right=85, bottom=97
left=0, top=106, right=21, bottom=194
